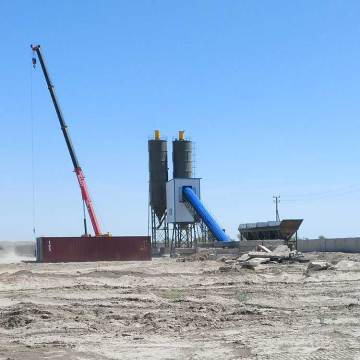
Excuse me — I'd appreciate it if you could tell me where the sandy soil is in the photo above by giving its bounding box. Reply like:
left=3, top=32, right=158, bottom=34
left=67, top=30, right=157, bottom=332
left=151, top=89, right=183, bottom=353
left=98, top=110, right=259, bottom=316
left=0, top=250, right=359, bottom=359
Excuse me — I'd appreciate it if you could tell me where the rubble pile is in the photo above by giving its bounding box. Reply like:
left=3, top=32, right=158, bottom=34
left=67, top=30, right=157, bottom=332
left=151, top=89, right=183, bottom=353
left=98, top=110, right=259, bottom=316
left=176, top=251, right=216, bottom=262
left=219, top=244, right=309, bottom=271
left=306, top=260, right=332, bottom=271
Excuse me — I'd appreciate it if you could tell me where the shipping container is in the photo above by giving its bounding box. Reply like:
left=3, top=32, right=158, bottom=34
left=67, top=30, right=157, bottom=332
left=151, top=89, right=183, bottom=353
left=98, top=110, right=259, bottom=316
left=36, top=236, right=151, bottom=263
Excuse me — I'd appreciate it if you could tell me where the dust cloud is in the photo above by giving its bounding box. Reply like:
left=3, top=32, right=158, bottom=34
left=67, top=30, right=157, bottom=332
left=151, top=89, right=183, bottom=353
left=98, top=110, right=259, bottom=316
left=0, top=241, right=35, bottom=264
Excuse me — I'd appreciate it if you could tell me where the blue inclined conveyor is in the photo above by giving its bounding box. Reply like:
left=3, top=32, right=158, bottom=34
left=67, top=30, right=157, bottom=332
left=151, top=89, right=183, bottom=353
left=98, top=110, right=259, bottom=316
left=182, top=186, right=230, bottom=242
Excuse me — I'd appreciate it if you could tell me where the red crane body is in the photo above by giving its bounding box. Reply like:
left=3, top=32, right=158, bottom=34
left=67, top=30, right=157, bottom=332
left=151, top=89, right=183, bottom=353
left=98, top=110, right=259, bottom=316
left=75, top=167, right=102, bottom=236
left=31, top=44, right=102, bottom=236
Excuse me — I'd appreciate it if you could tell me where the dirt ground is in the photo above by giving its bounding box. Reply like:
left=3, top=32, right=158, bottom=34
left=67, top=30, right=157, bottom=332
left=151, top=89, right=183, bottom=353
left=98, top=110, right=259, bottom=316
left=0, top=251, right=360, bottom=359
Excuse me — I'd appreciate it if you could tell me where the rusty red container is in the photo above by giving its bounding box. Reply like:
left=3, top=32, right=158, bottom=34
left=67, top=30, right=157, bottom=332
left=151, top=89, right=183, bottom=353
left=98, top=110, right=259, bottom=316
left=36, top=236, right=151, bottom=263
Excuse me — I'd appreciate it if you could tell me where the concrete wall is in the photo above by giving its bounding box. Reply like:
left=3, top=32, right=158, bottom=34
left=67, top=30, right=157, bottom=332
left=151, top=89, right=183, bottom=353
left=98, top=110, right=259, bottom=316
left=238, top=240, right=284, bottom=253
left=298, top=237, right=360, bottom=253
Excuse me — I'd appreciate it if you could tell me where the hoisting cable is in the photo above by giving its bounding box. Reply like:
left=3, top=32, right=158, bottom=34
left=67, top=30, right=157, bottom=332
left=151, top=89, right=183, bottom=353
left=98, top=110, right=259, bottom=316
left=30, top=49, right=37, bottom=241
left=82, top=199, right=88, bottom=236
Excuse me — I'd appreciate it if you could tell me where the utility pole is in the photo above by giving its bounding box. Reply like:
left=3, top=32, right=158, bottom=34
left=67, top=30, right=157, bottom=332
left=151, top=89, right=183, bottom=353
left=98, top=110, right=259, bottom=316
left=273, top=195, right=280, bottom=222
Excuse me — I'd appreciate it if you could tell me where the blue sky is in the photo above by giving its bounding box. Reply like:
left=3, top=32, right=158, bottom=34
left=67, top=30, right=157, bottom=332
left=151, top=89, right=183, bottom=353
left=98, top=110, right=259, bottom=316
left=1, top=0, right=360, bottom=240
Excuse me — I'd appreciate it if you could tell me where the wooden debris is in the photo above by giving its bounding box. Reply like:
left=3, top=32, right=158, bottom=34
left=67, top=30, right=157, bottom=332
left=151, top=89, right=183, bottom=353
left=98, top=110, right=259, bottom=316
left=247, top=251, right=285, bottom=261
left=219, top=265, right=239, bottom=272
left=257, top=245, right=272, bottom=253
left=242, top=257, right=270, bottom=270
left=237, top=253, right=250, bottom=262
left=224, top=259, right=236, bottom=265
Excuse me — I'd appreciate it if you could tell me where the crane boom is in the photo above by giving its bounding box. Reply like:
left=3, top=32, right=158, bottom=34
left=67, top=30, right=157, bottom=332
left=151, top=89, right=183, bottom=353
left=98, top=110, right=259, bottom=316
left=31, top=44, right=102, bottom=237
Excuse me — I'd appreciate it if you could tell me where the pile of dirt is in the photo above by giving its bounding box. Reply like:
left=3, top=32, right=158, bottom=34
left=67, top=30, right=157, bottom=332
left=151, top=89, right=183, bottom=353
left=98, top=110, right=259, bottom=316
left=335, top=259, right=360, bottom=271
left=0, top=303, right=52, bottom=330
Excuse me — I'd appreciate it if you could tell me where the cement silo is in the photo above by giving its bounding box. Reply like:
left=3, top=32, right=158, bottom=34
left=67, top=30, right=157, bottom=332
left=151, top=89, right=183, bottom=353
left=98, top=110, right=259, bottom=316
left=169, top=131, right=197, bottom=248
left=172, top=131, right=192, bottom=179
left=148, top=130, right=169, bottom=246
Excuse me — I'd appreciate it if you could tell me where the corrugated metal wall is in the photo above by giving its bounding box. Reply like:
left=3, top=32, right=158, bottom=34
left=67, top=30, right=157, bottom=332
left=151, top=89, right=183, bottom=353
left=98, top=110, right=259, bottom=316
left=36, top=236, right=151, bottom=263
left=298, top=238, right=360, bottom=253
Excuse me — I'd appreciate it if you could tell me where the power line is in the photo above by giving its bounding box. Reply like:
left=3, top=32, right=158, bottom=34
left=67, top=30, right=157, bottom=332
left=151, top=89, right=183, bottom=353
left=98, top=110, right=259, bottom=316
left=281, top=185, right=360, bottom=202
left=30, top=52, right=37, bottom=241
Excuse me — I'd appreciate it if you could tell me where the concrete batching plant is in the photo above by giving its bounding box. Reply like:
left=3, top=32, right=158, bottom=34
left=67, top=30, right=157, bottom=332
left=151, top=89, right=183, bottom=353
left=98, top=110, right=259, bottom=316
left=148, top=130, right=230, bottom=248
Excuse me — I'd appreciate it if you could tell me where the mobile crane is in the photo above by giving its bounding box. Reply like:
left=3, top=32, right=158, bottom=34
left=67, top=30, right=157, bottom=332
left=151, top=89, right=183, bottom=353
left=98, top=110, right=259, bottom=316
left=31, top=44, right=103, bottom=237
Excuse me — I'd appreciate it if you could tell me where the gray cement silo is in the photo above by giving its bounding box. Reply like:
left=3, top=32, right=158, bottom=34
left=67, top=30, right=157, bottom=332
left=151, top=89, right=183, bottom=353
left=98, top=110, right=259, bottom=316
left=172, top=131, right=192, bottom=178
left=148, top=130, right=168, bottom=221
left=170, top=131, right=199, bottom=248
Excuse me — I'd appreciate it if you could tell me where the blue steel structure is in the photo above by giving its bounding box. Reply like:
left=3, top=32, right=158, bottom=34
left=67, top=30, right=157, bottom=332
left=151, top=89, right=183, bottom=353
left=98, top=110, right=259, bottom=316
left=182, top=186, right=230, bottom=242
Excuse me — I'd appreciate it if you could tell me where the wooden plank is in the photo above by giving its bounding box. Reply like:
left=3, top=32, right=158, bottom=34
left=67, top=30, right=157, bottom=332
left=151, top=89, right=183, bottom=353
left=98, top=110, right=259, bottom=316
left=257, top=245, right=272, bottom=253
left=248, top=251, right=287, bottom=261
